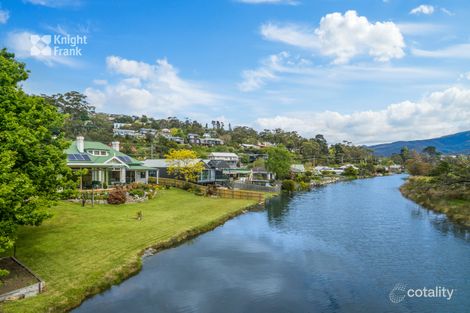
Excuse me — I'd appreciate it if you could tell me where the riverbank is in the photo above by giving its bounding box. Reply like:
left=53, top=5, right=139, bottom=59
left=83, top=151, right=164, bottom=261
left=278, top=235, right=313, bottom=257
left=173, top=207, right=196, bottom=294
left=310, top=173, right=389, bottom=187
left=0, top=189, right=261, bottom=313
left=400, top=176, right=470, bottom=227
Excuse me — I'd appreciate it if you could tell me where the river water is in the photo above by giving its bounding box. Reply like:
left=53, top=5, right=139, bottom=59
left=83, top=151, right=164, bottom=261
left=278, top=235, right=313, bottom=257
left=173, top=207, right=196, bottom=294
left=74, top=175, right=470, bottom=313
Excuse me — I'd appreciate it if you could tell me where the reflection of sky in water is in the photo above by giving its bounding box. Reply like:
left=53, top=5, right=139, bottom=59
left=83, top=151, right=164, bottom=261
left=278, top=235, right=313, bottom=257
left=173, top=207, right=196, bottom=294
left=75, top=175, right=470, bottom=313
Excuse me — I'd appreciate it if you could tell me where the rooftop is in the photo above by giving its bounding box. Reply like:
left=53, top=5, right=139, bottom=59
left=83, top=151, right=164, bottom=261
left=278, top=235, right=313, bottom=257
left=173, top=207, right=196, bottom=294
left=208, top=152, right=239, bottom=158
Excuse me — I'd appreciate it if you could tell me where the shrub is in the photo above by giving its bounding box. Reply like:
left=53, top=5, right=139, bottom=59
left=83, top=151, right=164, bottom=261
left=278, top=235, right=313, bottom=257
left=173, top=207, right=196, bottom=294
left=107, top=188, right=127, bottom=204
left=147, top=187, right=158, bottom=199
left=93, top=191, right=108, bottom=200
left=91, top=180, right=102, bottom=189
left=405, top=158, right=432, bottom=176
left=181, top=182, right=192, bottom=191
left=342, top=166, right=359, bottom=177
left=375, top=166, right=387, bottom=174
left=298, top=181, right=310, bottom=191
left=129, top=189, right=145, bottom=198
left=148, top=177, right=158, bottom=184
left=281, top=179, right=296, bottom=192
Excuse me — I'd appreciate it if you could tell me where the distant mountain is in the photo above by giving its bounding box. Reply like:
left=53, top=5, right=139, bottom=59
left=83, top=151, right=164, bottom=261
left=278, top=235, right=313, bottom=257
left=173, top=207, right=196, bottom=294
left=369, top=131, right=470, bottom=156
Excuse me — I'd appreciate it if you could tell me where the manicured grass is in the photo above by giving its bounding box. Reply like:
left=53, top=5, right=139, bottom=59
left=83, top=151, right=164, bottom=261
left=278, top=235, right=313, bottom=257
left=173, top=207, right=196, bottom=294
left=1, top=189, right=256, bottom=313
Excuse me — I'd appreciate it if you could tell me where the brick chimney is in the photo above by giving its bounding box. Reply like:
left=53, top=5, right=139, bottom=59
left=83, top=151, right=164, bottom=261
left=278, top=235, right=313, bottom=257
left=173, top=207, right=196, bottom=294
left=76, top=136, right=84, bottom=153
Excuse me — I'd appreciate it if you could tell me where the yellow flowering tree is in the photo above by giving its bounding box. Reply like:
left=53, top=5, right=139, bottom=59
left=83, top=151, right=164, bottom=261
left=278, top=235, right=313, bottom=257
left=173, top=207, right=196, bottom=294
left=165, top=149, right=205, bottom=182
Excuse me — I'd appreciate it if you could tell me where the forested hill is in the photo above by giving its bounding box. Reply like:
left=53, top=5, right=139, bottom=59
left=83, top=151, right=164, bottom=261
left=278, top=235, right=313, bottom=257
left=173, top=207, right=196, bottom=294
left=369, top=131, right=470, bottom=156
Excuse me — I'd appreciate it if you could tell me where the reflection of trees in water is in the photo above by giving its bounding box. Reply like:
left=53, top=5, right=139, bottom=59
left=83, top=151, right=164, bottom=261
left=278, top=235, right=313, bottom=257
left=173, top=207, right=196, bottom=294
left=429, top=217, right=470, bottom=242
left=411, top=204, right=470, bottom=242
left=266, top=193, right=293, bottom=225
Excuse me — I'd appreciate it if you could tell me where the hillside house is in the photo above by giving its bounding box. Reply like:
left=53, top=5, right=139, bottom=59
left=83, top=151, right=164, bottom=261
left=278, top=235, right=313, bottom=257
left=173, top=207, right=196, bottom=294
left=208, top=152, right=239, bottom=168
left=200, top=133, right=224, bottom=146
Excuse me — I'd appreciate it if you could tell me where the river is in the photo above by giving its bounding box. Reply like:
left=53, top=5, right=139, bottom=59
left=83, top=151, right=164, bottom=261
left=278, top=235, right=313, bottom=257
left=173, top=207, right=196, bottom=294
left=74, top=174, right=470, bottom=313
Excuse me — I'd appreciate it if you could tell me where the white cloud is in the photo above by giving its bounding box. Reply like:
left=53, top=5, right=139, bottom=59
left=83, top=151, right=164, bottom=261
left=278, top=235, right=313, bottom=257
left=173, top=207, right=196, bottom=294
left=412, top=44, right=470, bottom=58
left=261, top=23, right=317, bottom=49
left=5, top=31, right=79, bottom=67
left=239, top=51, right=447, bottom=92
left=238, top=51, right=311, bottom=91
left=256, top=86, right=470, bottom=144
left=85, top=56, right=218, bottom=115
left=0, top=9, right=9, bottom=24
left=410, top=5, right=435, bottom=15
left=261, top=10, right=405, bottom=64
left=237, top=0, right=298, bottom=4
left=440, top=8, right=454, bottom=16
left=24, top=0, right=80, bottom=7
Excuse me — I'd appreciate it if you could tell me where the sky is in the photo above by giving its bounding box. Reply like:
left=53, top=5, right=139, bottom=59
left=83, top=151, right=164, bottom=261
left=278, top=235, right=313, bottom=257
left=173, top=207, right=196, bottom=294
left=1, top=0, right=470, bottom=145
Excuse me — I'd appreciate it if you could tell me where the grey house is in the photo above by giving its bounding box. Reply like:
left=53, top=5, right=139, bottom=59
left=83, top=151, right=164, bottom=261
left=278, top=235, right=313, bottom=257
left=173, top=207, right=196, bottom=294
left=143, top=159, right=227, bottom=184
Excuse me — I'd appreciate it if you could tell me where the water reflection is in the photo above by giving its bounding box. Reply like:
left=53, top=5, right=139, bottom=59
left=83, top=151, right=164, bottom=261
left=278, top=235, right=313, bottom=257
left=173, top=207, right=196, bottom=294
left=265, top=193, right=293, bottom=224
left=74, top=175, right=470, bottom=313
left=409, top=202, right=470, bottom=242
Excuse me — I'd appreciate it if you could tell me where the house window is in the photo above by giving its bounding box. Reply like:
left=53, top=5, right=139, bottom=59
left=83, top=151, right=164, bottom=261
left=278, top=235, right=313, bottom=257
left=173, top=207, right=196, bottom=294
left=140, top=171, right=146, bottom=179
left=87, top=150, right=108, bottom=156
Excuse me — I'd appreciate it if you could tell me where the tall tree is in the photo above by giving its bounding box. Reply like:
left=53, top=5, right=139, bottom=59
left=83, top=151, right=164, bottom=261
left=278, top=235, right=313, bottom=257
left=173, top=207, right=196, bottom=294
left=42, top=91, right=95, bottom=138
left=0, top=49, right=73, bottom=268
left=265, top=145, right=292, bottom=179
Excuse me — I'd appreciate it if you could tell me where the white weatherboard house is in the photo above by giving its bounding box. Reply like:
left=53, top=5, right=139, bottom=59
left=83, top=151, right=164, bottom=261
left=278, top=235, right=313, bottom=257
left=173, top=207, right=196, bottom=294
left=66, top=136, right=154, bottom=189
left=208, top=152, right=239, bottom=168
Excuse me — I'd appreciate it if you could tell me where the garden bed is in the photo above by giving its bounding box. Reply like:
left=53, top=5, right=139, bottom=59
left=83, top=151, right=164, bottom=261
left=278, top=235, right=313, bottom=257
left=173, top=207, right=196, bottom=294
left=0, top=257, right=44, bottom=301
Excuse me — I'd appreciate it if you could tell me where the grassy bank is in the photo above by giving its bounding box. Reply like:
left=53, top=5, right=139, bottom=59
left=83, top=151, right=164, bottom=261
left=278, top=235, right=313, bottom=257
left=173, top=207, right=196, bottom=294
left=400, top=176, right=470, bottom=227
left=1, top=189, right=258, bottom=313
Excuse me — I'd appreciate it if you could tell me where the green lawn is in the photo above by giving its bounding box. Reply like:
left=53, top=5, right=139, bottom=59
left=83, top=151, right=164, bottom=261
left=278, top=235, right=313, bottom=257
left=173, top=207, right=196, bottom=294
left=1, top=189, right=256, bottom=313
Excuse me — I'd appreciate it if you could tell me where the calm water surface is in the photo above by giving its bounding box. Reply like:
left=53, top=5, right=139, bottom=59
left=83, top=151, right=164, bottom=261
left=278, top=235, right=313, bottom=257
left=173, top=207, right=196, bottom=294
left=74, top=175, right=470, bottom=313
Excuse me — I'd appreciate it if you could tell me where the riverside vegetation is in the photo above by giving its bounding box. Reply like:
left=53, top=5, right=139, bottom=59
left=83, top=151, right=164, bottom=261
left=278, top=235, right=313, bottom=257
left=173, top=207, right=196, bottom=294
left=400, top=147, right=470, bottom=226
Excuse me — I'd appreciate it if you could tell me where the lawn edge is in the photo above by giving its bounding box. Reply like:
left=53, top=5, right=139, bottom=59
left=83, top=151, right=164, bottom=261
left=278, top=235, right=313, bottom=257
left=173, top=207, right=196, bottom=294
left=61, top=199, right=267, bottom=313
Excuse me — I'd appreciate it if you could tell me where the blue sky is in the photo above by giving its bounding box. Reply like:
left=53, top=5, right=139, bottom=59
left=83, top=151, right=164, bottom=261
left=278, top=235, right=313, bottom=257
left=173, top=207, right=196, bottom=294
left=1, top=0, right=470, bottom=144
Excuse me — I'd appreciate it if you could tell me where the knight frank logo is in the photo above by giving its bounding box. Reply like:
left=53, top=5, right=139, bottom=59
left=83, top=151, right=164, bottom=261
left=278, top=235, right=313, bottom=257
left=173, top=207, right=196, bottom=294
left=389, top=283, right=456, bottom=304
left=29, top=34, right=87, bottom=57
left=30, top=35, right=52, bottom=56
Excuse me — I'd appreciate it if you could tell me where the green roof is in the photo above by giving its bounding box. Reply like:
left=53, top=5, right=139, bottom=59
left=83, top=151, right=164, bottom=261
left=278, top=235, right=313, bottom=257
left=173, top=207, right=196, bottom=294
left=65, top=140, right=142, bottom=166
left=128, top=165, right=154, bottom=170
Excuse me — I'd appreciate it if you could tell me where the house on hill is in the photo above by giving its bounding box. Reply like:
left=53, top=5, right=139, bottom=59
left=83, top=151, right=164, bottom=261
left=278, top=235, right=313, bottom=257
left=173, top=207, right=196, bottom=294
left=159, top=128, right=184, bottom=144
left=208, top=152, right=239, bottom=168
left=200, top=133, right=224, bottom=146
left=66, top=136, right=153, bottom=189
